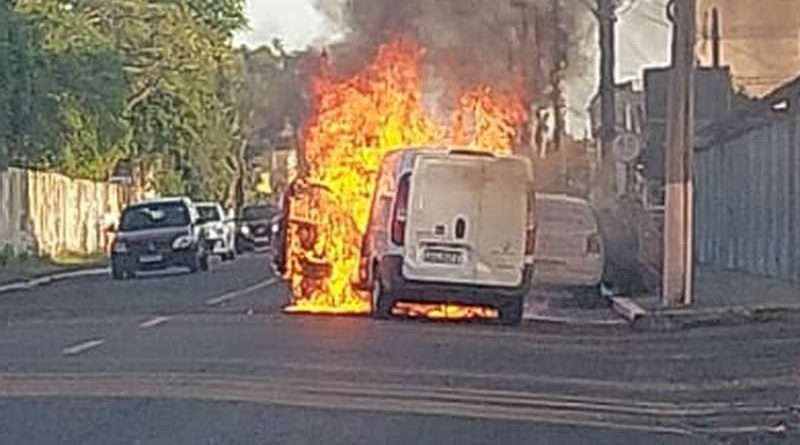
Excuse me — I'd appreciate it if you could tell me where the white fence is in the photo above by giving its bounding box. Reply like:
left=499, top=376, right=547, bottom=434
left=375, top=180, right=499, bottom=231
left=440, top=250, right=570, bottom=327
left=0, top=168, right=139, bottom=257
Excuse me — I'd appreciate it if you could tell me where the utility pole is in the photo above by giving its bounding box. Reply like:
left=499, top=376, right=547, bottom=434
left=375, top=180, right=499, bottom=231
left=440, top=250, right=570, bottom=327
left=551, top=0, right=565, bottom=154
left=597, top=0, right=617, bottom=162
left=710, top=7, right=721, bottom=68
left=662, top=0, right=697, bottom=307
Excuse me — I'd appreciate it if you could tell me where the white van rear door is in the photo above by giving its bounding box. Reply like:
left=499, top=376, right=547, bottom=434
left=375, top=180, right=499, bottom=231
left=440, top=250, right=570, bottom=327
left=474, top=157, right=528, bottom=286
left=403, top=155, right=528, bottom=288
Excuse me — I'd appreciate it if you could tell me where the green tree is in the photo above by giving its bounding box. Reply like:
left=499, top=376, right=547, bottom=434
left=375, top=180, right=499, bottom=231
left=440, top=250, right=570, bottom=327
left=5, top=0, right=247, bottom=199
left=6, top=0, right=127, bottom=176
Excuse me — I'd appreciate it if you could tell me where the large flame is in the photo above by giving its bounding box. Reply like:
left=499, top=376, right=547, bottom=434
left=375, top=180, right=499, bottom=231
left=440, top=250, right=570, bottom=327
left=283, top=38, right=528, bottom=317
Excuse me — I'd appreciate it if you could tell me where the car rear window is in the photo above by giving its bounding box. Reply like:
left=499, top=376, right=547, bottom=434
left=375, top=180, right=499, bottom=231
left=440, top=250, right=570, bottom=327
left=120, top=202, right=190, bottom=231
left=241, top=206, right=273, bottom=221
left=537, top=199, right=597, bottom=231
left=197, top=206, right=221, bottom=223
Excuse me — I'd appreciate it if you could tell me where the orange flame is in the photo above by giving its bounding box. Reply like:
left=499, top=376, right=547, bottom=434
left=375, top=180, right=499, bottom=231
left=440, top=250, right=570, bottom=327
left=283, top=38, right=528, bottom=317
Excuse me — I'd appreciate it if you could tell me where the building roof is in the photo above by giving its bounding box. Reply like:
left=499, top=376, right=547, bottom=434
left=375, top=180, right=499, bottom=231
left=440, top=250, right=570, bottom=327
left=697, top=74, right=800, bottom=149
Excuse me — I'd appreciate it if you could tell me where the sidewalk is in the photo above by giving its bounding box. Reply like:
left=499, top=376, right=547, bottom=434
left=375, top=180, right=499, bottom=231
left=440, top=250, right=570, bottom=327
left=523, top=288, right=627, bottom=327
left=0, top=255, right=108, bottom=294
left=627, top=266, right=800, bottom=329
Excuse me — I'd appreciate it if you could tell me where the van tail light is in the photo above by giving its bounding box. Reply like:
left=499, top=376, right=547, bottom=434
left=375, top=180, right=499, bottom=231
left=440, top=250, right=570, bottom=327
left=525, top=192, right=536, bottom=255
left=391, top=174, right=411, bottom=246
left=586, top=233, right=602, bottom=255
left=525, top=226, right=537, bottom=255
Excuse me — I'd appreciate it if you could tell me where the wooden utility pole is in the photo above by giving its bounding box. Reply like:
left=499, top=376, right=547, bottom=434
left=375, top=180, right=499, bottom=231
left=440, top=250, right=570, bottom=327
left=662, top=0, right=697, bottom=307
left=710, top=7, right=721, bottom=68
left=597, top=0, right=617, bottom=162
left=551, top=0, right=565, bottom=154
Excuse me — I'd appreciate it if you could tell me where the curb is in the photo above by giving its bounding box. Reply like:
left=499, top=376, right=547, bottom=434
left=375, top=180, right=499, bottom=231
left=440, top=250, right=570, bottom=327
left=610, top=297, right=646, bottom=323
left=0, top=268, right=109, bottom=295
left=610, top=297, right=800, bottom=331
left=642, top=304, right=800, bottom=331
left=523, top=313, right=628, bottom=327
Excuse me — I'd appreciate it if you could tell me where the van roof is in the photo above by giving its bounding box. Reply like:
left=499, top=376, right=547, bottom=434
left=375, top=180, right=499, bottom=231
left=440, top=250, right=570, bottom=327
left=386, top=146, right=529, bottom=164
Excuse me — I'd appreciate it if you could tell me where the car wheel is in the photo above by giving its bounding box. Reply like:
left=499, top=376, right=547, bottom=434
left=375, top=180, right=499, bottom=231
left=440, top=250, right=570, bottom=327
left=199, top=252, right=210, bottom=272
left=111, top=265, right=126, bottom=281
left=370, top=274, right=393, bottom=320
left=498, top=297, right=523, bottom=326
left=188, top=252, right=204, bottom=274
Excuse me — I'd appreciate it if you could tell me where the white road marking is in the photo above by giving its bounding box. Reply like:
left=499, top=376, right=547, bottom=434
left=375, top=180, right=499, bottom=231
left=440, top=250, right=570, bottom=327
left=138, top=316, right=172, bottom=329
left=204, top=279, right=278, bottom=306
left=62, top=339, right=105, bottom=356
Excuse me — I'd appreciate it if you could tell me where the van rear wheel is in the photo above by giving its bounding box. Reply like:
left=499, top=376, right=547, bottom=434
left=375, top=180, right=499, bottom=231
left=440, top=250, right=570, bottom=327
left=371, top=277, right=393, bottom=320
left=499, top=297, right=523, bottom=325
left=575, top=285, right=606, bottom=309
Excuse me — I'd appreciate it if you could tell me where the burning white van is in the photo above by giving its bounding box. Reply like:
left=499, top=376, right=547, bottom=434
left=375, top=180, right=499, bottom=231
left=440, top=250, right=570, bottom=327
left=357, top=148, right=535, bottom=324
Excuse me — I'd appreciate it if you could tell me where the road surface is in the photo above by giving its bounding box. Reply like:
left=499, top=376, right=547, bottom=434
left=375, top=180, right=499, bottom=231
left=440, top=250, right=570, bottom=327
left=0, top=253, right=796, bottom=444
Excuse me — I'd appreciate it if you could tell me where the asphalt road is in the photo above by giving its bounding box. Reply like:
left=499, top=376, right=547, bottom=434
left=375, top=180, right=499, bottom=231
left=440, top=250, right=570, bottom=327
left=0, top=253, right=797, bottom=445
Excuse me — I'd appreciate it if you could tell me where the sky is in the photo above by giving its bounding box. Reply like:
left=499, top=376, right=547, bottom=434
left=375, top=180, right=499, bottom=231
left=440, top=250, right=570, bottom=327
left=234, top=0, right=333, bottom=50
left=234, top=0, right=673, bottom=133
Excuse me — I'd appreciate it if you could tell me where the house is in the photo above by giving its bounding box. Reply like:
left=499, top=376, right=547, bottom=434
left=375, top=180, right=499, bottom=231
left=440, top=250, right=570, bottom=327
left=697, top=0, right=800, bottom=96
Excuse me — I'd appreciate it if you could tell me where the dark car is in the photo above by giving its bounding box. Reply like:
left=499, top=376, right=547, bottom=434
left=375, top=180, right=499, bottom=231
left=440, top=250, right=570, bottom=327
left=236, top=204, right=279, bottom=253
left=110, top=198, right=210, bottom=279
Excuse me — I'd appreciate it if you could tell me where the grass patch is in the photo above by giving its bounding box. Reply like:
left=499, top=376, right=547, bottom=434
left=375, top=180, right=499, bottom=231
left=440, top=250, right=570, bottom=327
left=0, top=250, right=107, bottom=285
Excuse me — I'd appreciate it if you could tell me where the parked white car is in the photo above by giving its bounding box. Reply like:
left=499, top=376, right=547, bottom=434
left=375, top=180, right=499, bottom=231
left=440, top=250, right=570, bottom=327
left=195, top=202, right=236, bottom=261
left=357, top=148, right=536, bottom=324
left=532, top=193, right=605, bottom=298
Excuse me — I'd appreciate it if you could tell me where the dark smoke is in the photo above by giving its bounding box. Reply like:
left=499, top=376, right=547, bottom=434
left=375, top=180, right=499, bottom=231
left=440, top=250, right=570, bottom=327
left=313, top=0, right=592, bottom=106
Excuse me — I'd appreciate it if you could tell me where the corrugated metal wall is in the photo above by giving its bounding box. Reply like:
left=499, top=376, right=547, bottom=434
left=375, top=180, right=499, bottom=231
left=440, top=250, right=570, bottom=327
left=695, top=112, right=800, bottom=281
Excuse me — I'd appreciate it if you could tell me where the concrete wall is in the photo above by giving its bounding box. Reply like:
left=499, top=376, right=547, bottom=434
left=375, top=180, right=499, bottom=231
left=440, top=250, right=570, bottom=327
left=695, top=111, right=800, bottom=282
left=0, top=168, right=139, bottom=257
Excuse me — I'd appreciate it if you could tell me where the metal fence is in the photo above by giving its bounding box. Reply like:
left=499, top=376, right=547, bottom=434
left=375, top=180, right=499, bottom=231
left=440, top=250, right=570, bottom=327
left=695, top=111, right=800, bottom=282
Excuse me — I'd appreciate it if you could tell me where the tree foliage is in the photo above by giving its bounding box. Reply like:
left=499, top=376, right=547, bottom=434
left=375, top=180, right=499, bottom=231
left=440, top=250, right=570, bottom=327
left=1, top=0, right=247, bottom=202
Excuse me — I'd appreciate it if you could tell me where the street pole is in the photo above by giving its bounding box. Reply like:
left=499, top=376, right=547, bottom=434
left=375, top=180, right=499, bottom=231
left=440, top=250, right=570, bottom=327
left=597, top=0, right=617, bottom=163
left=710, top=7, right=721, bottom=68
left=551, top=0, right=565, bottom=155
left=662, top=0, right=696, bottom=307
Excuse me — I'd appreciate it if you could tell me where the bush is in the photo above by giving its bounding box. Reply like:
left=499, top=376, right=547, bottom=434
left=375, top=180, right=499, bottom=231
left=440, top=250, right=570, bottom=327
left=0, top=245, right=13, bottom=268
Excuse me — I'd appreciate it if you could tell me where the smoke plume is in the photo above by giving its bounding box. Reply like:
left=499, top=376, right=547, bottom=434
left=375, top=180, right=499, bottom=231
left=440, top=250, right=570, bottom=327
left=313, top=0, right=591, bottom=107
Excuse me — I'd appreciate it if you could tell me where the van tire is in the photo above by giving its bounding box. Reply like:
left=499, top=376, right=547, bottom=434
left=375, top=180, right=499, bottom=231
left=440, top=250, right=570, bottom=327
left=575, top=285, right=606, bottom=309
left=370, top=276, right=393, bottom=320
left=499, top=297, right=523, bottom=325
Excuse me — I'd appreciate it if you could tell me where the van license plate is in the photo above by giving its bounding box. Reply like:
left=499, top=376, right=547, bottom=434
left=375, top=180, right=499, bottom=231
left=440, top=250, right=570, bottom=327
left=423, top=249, right=463, bottom=265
